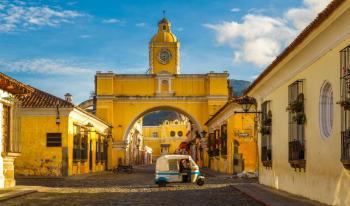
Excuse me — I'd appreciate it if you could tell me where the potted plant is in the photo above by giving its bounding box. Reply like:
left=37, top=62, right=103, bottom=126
left=260, top=126, right=270, bottom=135
left=286, top=93, right=304, bottom=113
left=340, top=99, right=350, bottom=110
left=293, top=113, right=307, bottom=125
left=264, top=110, right=272, bottom=126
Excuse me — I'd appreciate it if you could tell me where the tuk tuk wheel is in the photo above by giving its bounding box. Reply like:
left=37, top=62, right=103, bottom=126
left=158, top=181, right=167, bottom=187
left=196, top=178, right=204, bottom=186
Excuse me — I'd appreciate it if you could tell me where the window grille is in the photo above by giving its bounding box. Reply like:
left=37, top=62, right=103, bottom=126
left=261, top=101, right=272, bottom=167
left=288, top=80, right=306, bottom=169
left=80, top=129, right=88, bottom=162
left=220, top=124, right=227, bottom=155
left=340, top=45, right=350, bottom=167
left=47, top=133, right=62, bottom=147
left=73, top=125, right=81, bottom=162
left=96, top=134, right=101, bottom=163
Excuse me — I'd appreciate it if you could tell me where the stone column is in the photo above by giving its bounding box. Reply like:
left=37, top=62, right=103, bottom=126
left=2, top=156, right=16, bottom=187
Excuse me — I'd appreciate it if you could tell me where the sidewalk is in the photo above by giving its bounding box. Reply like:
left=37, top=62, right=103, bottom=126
left=232, top=183, right=328, bottom=206
left=0, top=186, right=39, bottom=202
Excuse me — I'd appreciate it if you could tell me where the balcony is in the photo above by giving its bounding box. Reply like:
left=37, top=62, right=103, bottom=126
left=288, top=139, right=306, bottom=170
left=341, top=130, right=350, bottom=168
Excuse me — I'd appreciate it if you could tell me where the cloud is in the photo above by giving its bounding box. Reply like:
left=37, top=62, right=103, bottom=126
left=230, top=8, right=240, bottom=13
left=205, top=14, right=295, bottom=66
left=102, top=18, right=122, bottom=24
left=285, top=0, right=331, bottom=31
left=205, top=0, right=331, bottom=67
left=135, top=22, right=146, bottom=27
left=0, top=0, right=84, bottom=33
left=0, top=58, right=95, bottom=75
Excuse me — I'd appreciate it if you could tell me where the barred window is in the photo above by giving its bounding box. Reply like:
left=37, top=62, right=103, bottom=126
left=261, top=101, right=272, bottom=167
left=73, top=125, right=81, bottom=162
left=81, top=129, right=88, bottom=162
left=96, top=134, right=101, bottom=163
left=47, top=133, right=62, bottom=147
left=287, top=80, right=306, bottom=169
left=340, top=45, right=350, bottom=166
left=220, top=124, right=227, bottom=155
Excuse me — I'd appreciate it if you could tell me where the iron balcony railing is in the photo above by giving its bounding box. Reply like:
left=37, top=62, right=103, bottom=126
left=341, top=130, right=350, bottom=164
left=261, top=146, right=272, bottom=162
left=288, top=139, right=305, bottom=161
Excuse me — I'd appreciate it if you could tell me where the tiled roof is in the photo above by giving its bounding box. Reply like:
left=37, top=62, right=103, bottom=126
left=245, top=0, right=345, bottom=94
left=0, top=72, right=34, bottom=95
left=205, top=96, right=256, bottom=125
left=21, top=86, right=74, bottom=108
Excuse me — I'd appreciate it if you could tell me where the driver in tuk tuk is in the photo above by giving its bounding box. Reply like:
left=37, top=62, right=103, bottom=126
left=180, top=159, right=191, bottom=182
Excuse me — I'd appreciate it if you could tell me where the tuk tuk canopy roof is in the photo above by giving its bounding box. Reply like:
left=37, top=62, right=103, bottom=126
left=156, top=155, right=194, bottom=172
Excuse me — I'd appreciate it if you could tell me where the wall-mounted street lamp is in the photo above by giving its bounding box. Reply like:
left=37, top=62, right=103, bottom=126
left=55, top=105, right=60, bottom=125
left=234, top=96, right=261, bottom=114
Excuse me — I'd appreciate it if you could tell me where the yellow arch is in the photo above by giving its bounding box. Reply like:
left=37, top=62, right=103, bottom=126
left=122, top=105, right=203, bottom=141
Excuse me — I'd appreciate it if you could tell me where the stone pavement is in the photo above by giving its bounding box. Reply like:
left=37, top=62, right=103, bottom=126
left=0, top=165, right=327, bottom=206
left=0, top=186, right=39, bottom=202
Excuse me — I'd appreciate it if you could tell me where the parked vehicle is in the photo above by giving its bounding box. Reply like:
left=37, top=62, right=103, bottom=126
left=155, top=155, right=205, bottom=187
left=113, top=164, right=133, bottom=174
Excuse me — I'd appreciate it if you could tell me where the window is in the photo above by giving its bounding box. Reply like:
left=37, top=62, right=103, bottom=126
left=178, top=131, right=183, bottom=137
left=161, top=144, right=170, bottom=154
left=170, top=131, right=176, bottom=137
left=96, top=134, right=101, bottom=163
left=340, top=46, right=350, bottom=167
left=81, top=130, right=88, bottom=161
left=47, top=133, right=62, bottom=147
left=207, top=133, right=215, bottom=157
left=162, top=25, right=166, bottom=31
left=101, top=139, right=108, bottom=162
left=152, top=132, right=158, bottom=138
left=220, top=124, right=227, bottom=155
left=319, top=81, right=333, bottom=138
left=73, top=125, right=81, bottom=162
left=168, top=159, right=178, bottom=171
left=261, top=101, right=272, bottom=167
left=287, top=80, right=306, bottom=169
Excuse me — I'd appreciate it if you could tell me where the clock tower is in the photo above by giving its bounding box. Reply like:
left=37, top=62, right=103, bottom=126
left=149, top=18, right=180, bottom=74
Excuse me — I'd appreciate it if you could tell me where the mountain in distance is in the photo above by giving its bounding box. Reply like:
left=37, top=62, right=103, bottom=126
left=230, top=79, right=251, bottom=97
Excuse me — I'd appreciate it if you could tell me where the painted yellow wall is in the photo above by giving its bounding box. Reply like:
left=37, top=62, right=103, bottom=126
left=208, top=113, right=257, bottom=174
left=15, top=115, right=67, bottom=176
left=143, top=120, right=188, bottom=158
left=247, top=2, right=350, bottom=205
left=16, top=111, right=108, bottom=176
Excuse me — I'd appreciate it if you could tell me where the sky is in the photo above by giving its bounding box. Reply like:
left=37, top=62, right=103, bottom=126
left=0, top=0, right=331, bottom=103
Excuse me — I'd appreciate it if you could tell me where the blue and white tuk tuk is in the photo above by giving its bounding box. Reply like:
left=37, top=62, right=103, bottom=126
left=155, top=155, right=205, bottom=187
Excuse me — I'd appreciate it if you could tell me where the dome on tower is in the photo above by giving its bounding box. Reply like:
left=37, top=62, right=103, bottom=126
left=150, top=18, right=177, bottom=43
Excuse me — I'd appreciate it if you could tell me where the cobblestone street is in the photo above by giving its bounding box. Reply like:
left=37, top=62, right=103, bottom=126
left=2, top=165, right=262, bottom=206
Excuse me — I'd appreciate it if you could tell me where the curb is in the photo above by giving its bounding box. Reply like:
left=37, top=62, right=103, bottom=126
left=0, top=189, right=38, bottom=202
left=231, top=185, right=270, bottom=206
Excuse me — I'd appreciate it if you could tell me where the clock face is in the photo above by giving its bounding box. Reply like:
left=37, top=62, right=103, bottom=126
left=157, top=49, right=172, bottom=64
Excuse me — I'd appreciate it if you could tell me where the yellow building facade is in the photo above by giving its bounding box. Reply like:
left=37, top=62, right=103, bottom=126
left=95, top=17, right=229, bottom=168
left=205, top=98, right=257, bottom=174
left=143, top=119, right=189, bottom=159
left=246, top=1, right=350, bottom=205
left=15, top=88, right=112, bottom=176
